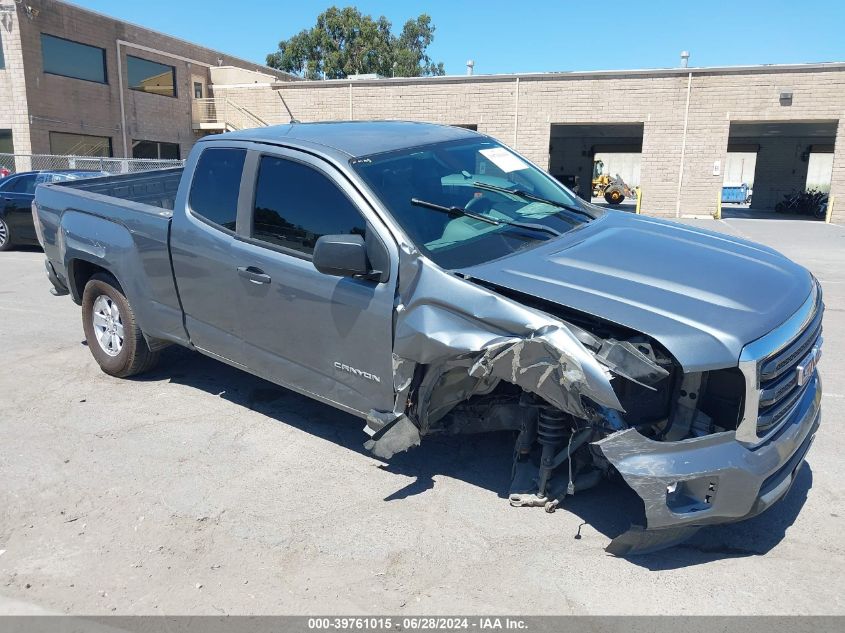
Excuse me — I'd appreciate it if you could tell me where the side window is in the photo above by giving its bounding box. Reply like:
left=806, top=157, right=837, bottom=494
left=11, top=174, right=37, bottom=194
left=188, top=148, right=246, bottom=231
left=252, top=156, right=366, bottom=255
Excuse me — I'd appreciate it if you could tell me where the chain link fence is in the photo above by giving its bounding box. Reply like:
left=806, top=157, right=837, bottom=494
left=0, top=153, right=185, bottom=176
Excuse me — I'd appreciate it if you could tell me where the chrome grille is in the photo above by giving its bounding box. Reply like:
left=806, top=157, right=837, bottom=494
left=756, top=303, right=822, bottom=435
left=737, top=282, right=823, bottom=444
left=759, top=307, right=823, bottom=383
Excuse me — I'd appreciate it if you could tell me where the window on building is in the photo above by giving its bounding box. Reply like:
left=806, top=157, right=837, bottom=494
left=132, top=140, right=181, bottom=160
left=0, top=129, right=13, bottom=154
left=127, top=55, right=176, bottom=97
left=41, top=34, right=107, bottom=84
left=188, top=148, right=245, bottom=231
left=193, top=82, right=203, bottom=99
left=49, top=132, right=112, bottom=157
left=252, top=156, right=366, bottom=256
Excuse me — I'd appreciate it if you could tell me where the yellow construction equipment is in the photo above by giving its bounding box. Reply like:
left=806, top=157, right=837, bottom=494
left=592, top=159, right=634, bottom=205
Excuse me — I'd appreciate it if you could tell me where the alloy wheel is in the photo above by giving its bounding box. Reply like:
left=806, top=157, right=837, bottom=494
left=92, top=294, right=125, bottom=357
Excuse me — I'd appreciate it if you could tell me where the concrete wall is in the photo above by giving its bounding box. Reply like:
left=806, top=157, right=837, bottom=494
left=723, top=152, right=757, bottom=187
left=807, top=152, right=834, bottom=191
left=217, top=66, right=845, bottom=222
left=681, top=70, right=843, bottom=218
left=0, top=10, right=33, bottom=158
left=209, top=66, right=280, bottom=86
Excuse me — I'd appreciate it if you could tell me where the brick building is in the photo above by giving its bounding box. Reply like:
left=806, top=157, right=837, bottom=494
left=214, top=65, right=844, bottom=221
left=0, top=0, right=294, bottom=162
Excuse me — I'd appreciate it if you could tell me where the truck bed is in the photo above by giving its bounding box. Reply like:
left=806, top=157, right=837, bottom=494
left=34, top=167, right=189, bottom=348
left=63, top=168, right=183, bottom=210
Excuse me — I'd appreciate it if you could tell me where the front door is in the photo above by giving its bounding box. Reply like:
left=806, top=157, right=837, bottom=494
left=231, top=149, right=398, bottom=415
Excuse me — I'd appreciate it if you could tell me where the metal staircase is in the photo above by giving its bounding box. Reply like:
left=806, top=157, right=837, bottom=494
left=191, top=97, right=269, bottom=132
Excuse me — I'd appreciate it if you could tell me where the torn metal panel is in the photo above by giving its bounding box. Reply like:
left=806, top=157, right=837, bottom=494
left=595, top=339, right=670, bottom=389
left=392, top=247, right=624, bottom=419
left=467, top=335, right=601, bottom=418
left=596, top=427, right=762, bottom=530
left=596, top=380, right=820, bottom=553
left=605, top=525, right=702, bottom=556
left=364, top=415, right=421, bottom=459
left=422, top=365, right=500, bottom=427
left=362, top=240, right=624, bottom=459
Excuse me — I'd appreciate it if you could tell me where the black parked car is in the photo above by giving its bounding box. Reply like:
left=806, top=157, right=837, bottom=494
left=0, top=170, right=107, bottom=250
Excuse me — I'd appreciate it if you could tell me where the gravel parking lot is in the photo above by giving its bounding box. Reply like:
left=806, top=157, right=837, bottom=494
left=1, top=217, right=843, bottom=616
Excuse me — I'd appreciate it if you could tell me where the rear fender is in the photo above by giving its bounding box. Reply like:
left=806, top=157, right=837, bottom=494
left=60, top=211, right=186, bottom=345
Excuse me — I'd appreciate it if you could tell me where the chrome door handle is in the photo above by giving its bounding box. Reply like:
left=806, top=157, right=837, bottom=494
left=237, top=266, right=271, bottom=284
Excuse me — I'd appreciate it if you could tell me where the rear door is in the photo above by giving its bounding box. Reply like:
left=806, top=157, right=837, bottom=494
left=170, top=146, right=249, bottom=366
left=230, top=148, right=398, bottom=415
left=1, top=174, right=38, bottom=242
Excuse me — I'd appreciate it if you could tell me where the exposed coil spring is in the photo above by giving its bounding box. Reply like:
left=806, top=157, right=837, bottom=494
left=537, top=408, right=570, bottom=446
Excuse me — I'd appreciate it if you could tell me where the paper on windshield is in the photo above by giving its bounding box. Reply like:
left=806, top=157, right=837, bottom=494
left=479, top=147, right=529, bottom=173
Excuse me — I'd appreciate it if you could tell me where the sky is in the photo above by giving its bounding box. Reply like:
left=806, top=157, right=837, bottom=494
left=68, top=0, right=844, bottom=75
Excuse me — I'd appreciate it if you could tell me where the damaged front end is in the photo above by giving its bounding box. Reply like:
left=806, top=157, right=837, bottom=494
left=364, top=244, right=823, bottom=555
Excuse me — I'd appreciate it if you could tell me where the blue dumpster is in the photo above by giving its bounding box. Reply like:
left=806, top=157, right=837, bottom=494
left=722, top=184, right=749, bottom=203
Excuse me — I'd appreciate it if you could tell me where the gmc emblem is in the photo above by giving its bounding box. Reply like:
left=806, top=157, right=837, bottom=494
left=796, top=347, right=821, bottom=387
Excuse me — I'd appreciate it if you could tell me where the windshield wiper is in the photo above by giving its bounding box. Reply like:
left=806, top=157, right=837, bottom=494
left=410, top=198, right=561, bottom=238
left=471, top=181, right=595, bottom=220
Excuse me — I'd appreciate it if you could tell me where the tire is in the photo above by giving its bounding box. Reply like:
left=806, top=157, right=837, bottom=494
left=604, top=187, right=625, bottom=205
left=0, top=217, right=12, bottom=251
left=775, top=202, right=786, bottom=213
left=81, top=272, right=159, bottom=378
left=815, top=203, right=828, bottom=220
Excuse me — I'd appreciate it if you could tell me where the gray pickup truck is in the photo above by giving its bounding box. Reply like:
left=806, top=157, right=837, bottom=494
left=33, top=122, right=822, bottom=554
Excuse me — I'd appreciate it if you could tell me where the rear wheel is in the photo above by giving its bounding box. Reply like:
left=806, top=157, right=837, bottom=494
left=81, top=273, right=159, bottom=377
left=0, top=217, right=12, bottom=251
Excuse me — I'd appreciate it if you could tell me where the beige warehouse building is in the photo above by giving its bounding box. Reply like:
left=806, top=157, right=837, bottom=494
left=215, top=65, right=845, bottom=221
left=1, top=0, right=842, bottom=221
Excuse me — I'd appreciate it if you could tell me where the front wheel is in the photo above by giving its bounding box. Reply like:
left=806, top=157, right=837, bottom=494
left=81, top=273, right=159, bottom=377
left=0, top=217, right=12, bottom=251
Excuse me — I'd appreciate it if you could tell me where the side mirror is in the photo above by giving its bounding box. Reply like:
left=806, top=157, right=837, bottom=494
left=313, top=234, right=378, bottom=279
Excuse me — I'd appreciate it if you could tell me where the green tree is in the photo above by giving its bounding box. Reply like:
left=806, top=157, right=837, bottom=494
left=266, top=6, right=445, bottom=80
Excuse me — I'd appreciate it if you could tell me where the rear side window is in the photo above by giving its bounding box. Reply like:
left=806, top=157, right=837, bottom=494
left=189, top=148, right=246, bottom=231
left=10, top=174, right=37, bottom=194
left=252, top=156, right=366, bottom=255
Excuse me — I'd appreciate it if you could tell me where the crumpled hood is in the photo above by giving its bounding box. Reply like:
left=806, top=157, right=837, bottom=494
left=458, top=212, right=814, bottom=371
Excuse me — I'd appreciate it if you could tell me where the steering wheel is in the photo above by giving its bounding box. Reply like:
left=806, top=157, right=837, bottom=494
left=464, top=194, right=494, bottom=214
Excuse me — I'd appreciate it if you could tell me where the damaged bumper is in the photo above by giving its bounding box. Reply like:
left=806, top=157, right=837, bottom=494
left=597, top=373, right=821, bottom=555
